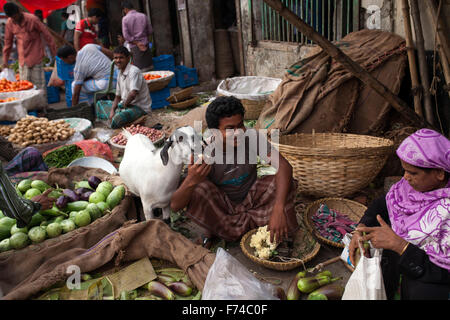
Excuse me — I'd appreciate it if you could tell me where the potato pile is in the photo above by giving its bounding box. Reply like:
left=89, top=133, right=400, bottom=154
left=0, top=125, right=12, bottom=137
left=8, top=116, right=75, bottom=147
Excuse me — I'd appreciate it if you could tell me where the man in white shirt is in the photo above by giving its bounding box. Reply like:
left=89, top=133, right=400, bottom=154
left=107, top=46, right=151, bottom=129
left=57, top=44, right=117, bottom=106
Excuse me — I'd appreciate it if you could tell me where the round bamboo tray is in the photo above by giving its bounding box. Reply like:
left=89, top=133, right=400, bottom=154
left=143, top=71, right=175, bottom=92
left=271, top=133, right=394, bottom=197
left=169, top=96, right=199, bottom=110
left=303, top=198, right=367, bottom=248
left=240, top=228, right=321, bottom=271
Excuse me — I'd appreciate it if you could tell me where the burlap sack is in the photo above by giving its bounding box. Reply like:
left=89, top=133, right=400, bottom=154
left=0, top=167, right=137, bottom=297
left=3, top=219, right=216, bottom=300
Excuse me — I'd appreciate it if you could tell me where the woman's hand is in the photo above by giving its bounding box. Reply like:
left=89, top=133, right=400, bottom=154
left=268, top=204, right=288, bottom=243
left=349, top=227, right=365, bottom=267
left=357, top=215, right=408, bottom=255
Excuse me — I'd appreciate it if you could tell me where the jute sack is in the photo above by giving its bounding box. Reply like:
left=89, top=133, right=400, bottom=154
left=0, top=167, right=137, bottom=297
left=3, top=219, right=216, bottom=300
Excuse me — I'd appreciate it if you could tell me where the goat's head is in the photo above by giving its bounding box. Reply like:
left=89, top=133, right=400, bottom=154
left=160, top=126, right=204, bottom=166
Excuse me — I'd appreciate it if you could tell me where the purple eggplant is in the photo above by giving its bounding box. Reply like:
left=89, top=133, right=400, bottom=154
left=80, top=191, right=94, bottom=201
left=55, top=196, right=69, bottom=209
left=75, top=187, right=94, bottom=196
left=167, top=282, right=192, bottom=297
left=88, top=176, right=102, bottom=190
left=63, top=189, right=79, bottom=202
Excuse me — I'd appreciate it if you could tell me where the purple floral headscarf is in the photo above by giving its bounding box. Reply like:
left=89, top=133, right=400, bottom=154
left=386, top=129, right=450, bottom=271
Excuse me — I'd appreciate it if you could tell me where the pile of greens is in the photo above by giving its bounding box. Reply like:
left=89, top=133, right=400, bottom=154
left=44, top=145, right=85, bottom=168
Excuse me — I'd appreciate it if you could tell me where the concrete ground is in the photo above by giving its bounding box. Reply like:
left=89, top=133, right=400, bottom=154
left=44, top=82, right=361, bottom=299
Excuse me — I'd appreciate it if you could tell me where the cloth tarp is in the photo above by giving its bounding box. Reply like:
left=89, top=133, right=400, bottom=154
left=0, top=0, right=77, bottom=18
left=256, top=29, right=407, bottom=135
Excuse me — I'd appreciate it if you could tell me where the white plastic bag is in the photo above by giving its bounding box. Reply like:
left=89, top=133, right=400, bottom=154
left=0, top=68, right=16, bottom=82
left=202, top=248, right=279, bottom=300
left=342, top=241, right=387, bottom=300
left=217, top=76, right=282, bottom=101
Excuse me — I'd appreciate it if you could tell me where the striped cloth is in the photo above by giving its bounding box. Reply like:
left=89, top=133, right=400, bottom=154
left=311, top=204, right=357, bottom=243
left=19, top=62, right=46, bottom=99
left=185, top=175, right=299, bottom=242
left=5, top=147, right=48, bottom=177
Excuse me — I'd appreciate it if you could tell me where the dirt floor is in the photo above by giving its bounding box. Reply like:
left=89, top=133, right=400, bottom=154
left=29, top=83, right=390, bottom=298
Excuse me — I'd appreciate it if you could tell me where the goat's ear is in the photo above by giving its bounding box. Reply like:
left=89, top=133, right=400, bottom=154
left=160, top=139, right=173, bottom=166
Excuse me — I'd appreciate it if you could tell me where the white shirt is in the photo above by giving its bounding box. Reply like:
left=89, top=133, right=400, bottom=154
left=73, top=44, right=114, bottom=85
left=116, top=63, right=152, bottom=113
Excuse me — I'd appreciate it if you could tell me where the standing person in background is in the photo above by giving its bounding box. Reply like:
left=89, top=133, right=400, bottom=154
left=120, top=1, right=153, bottom=72
left=61, top=12, right=74, bottom=45
left=2, top=3, right=56, bottom=99
left=74, top=8, right=102, bottom=51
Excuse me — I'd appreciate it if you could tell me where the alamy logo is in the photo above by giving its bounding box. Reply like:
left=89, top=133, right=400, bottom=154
left=65, top=5, right=81, bottom=30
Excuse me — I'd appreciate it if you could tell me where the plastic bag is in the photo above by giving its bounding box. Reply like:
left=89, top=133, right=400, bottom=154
left=0, top=68, right=16, bottom=82
left=202, top=248, right=279, bottom=300
left=341, top=241, right=387, bottom=300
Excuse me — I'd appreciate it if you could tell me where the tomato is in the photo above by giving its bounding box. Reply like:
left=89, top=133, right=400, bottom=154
left=0, top=79, right=33, bottom=92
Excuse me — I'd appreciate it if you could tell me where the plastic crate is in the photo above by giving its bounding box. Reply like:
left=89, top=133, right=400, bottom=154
left=153, top=55, right=177, bottom=88
left=150, top=86, right=170, bottom=110
left=45, top=71, right=61, bottom=104
left=64, top=79, right=73, bottom=107
left=175, top=65, right=199, bottom=88
left=56, top=56, right=75, bottom=81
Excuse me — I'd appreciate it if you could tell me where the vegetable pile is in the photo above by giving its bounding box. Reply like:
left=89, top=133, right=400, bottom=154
left=43, top=145, right=85, bottom=169
left=0, top=97, right=18, bottom=103
left=287, top=269, right=344, bottom=300
left=35, top=262, right=201, bottom=300
left=0, top=125, right=12, bottom=137
left=143, top=73, right=162, bottom=81
left=0, top=176, right=126, bottom=253
left=110, top=124, right=164, bottom=146
left=8, top=116, right=76, bottom=147
left=0, top=78, right=33, bottom=92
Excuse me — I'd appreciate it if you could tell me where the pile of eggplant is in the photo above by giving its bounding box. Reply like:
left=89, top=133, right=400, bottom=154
left=287, top=270, right=344, bottom=300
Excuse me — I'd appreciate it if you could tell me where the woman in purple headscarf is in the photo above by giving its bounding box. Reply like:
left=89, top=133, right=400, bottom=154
left=349, top=128, right=450, bottom=300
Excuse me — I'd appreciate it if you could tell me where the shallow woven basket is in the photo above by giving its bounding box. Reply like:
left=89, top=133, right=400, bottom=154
left=304, top=198, right=367, bottom=248
left=143, top=71, right=175, bottom=92
left=240, top=227, right=321, bottom=271
left=271, top=133, right=394, bottom=197
left=167, top=87, right=194, bottom=104
left=169, top=96, right=199, bottom=110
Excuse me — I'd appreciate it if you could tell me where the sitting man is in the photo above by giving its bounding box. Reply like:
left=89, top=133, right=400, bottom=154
left=56, top=44, right=117, bottom=106
left=103, top=46, right=151, bottom=129
left=170, top=96, right=299, bottom=247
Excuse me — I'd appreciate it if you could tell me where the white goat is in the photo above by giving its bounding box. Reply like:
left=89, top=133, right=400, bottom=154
left=119, top=126, right=202, bottom=221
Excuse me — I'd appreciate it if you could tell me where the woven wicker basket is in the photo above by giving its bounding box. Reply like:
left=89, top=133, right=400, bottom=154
left=167, top=87, right=194, bottom=104
left=271, top=133, right=394, bottom=197
left=240, top=227, right=321, bottom=271
left=170, top=96, right=199, bottom=110
left=304, top=198, right=367, bottom=248
left=143, top=71, right=175, bottom=92
left=217, top=94, right=267, bottom=120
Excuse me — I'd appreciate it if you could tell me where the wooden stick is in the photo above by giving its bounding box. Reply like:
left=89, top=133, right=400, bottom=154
left=409, top=0, right=435, bottom=126
left=425, top=0, right=450, bottom=66
left=261, top=0, right=434, bottom=130
left=401, top=0, right=423, bottom=116
left=425, top=0, right=450, bottom=99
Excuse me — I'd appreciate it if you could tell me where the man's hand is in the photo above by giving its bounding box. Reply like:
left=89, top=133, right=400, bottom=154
left=268, top=204, right=289, bottom=243
left=348, top=228, right=365, bottom=267
left=357, top=215, right=408, bottom=255
left=1, top=63, right=8, bottom=70
left=31, top=189, right=54, bottom=211
left=185, top=154, right=211, bottom=187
